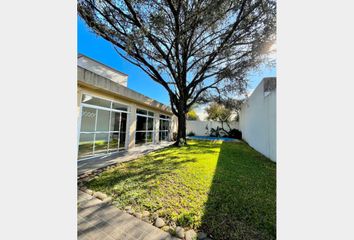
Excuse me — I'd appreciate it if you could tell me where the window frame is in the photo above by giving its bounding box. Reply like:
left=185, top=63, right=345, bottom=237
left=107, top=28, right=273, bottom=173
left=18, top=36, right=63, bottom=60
left=135, top=108, right=155, bottom=145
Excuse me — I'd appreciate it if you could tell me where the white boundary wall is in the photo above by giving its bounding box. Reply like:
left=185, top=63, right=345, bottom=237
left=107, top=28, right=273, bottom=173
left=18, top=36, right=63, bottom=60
left=186, top=120, right=239, bottom=136
left=239, top=78, right=276, bottom=161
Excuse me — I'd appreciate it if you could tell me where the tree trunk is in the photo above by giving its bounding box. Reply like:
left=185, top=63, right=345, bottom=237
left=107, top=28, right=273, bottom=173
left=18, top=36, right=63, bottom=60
left=174, top=111, right=187, bottom=146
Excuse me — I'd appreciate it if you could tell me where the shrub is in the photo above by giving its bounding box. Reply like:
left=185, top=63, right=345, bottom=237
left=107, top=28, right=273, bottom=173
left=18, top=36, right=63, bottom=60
left=187, top=131, right=196, bottom=136
left=228, top=129, right=242, bottom=139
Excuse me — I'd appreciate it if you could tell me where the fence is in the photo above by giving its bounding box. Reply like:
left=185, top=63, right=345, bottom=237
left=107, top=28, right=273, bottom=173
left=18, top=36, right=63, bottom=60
left=186, top=120, right=239, bottom=136
left=239, top=78, right=276, bottom=161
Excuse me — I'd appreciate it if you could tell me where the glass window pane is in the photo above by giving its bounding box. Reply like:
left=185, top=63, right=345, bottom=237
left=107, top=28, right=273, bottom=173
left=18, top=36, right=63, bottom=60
left=148, top=111, right=154, bottom=117
left=148, top=118, right=154, bottom=130
left=160, top=114, right=166, bottom=119
left=164, top=121, right=170, bottom=130
left=135, top=132, right=146, bottom=145
left=113, top=102, right=128, bottom=112
left=96, top=109, right=110, bottom=131
left=137, top=109, right=147, bottom=115
left=110, top=112, right=121, bottom=131
left=120, top=113, right=127, bottom=132
left=82, top=94, right=111, bottom=108
left=146, top=132, right=153, bottom=143
left=108, top=133, right=119, bottom=152
left=94, top=133, right=109, bottom=154
left=80, top=107, right=96, bottom=132
left=119, top=132, right=126, bottom=148
left=136, top=116, right=147, bottom=131
left=78, top=133, right=94, bottom=159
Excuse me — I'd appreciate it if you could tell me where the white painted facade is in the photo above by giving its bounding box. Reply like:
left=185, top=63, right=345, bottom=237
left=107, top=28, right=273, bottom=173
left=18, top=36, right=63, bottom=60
left=239, top=78, right=276, bottom=161
left=186, top=120, right=239, bottom=136
left=78, top=54, right=128, bottom=86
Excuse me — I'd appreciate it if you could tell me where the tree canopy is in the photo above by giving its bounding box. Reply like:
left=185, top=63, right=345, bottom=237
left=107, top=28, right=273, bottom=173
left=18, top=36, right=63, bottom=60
left=187, top=109, right=200, bottom=120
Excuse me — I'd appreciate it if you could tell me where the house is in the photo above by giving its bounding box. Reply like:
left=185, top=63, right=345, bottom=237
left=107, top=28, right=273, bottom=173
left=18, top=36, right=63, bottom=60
left=77, top=54, right=176, bottom=160
left=239, top=77, right=276, bottom=161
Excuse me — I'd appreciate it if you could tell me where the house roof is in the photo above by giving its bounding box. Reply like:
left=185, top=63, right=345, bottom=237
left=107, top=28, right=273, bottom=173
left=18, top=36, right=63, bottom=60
left=78, top=53, right=128, bottom=76
left=77, top=65, right=172, bottom=114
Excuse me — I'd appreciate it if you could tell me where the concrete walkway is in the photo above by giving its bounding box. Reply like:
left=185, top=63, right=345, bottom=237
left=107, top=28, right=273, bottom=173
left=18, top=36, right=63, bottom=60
left=78, top=191, right=176, bottom=240
left=78, top=142, right=173, bottom=176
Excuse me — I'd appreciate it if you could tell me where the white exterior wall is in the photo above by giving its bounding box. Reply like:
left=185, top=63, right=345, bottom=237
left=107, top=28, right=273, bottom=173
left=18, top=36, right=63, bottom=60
left=186, top=120, right=239, bottom=136
left=78, top=56, right=128, bottom=86
left=239, top=78, right=276, bottom=161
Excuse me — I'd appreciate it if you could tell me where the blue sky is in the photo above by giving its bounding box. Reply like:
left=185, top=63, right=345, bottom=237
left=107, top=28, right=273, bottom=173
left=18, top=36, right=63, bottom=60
left=78, top=17, right=276, bottom=106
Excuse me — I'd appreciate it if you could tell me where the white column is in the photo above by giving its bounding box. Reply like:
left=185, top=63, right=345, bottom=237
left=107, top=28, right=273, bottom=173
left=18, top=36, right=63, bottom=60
left=127, top=104, right=137, bottom=149
left=154, top=112, right=160, bottom=144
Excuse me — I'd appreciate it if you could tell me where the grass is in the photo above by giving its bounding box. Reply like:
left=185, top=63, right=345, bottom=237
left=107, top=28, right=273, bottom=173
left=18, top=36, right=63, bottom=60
left=86, top=140, right=276, bottom=240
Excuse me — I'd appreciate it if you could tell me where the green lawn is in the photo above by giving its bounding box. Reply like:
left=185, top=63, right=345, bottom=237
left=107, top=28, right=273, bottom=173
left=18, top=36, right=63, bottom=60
left=86, top=140, right=276, bottom=240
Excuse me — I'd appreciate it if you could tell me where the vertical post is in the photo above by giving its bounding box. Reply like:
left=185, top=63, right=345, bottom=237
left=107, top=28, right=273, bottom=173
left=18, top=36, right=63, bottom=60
left=154, top=112, right=160, bottom=144
left=127, top=104, right=137, bottom=149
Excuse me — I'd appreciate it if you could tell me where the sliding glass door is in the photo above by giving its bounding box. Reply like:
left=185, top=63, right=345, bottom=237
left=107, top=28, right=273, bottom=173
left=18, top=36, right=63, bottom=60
left=135, top=109, right=155, bottom=146
left=78, top=94, right=128, bottom=160
left=159, top=114, right=170, bottom=141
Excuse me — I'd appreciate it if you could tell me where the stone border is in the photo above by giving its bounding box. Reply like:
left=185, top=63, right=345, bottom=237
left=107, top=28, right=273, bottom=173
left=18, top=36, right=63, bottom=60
left=78, top=165, right=212, bottom=240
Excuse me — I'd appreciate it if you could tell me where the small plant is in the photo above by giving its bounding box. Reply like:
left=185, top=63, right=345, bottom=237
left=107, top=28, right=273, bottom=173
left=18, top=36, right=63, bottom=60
left=209, top=126, right=227, bottom=137
left=228, top=129, right=242, bottom=139
left=177, top=212, right=196, bottom=227
left=187, top=131, right=196, bottom=136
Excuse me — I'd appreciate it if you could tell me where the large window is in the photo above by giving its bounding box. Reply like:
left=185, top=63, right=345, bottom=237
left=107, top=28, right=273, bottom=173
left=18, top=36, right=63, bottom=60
left=135, top=109, right=155, bottom=145
left=159, top=114, right=170, bottom=141
left=78, top=94, right=128, bottom=160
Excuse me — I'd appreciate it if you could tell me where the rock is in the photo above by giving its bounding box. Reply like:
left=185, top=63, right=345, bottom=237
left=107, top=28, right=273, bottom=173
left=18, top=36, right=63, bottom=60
left=85, top=189, right=93, bottom=195
left=102, top=197, right=112, bottom=204
left=185, top=229, right=197, bottom=240
left=169, top=221, right=176, bottom=228
left=151, top=212, right=159, bottom=220
left=175, top=227, right=185, bottom=238
left=93, top=191, right=107, bottom=200
left=142, top=210, right=150, bottom=217
left=134, top=212, right=142, bottom=219
left=124, top=206, right=134, bottom=214
left=142, top=216, right=151, bottom=223
left=197, top=232, right=207, bottom=239
left=154, top=218, right=165, bottom=228
left=161, top=226, right=171, bottom=232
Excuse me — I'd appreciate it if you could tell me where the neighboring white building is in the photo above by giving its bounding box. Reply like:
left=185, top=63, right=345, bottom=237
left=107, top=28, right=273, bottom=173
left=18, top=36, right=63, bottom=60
left=239, top=77, right=276, bottom=161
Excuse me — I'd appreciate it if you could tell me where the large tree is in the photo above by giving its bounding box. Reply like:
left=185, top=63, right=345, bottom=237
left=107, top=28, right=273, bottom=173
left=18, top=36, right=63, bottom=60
left=78, top=0, right=276, bottom=146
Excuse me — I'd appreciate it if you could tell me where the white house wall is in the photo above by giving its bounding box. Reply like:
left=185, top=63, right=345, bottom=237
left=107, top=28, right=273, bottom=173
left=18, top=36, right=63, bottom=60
left=239, top=78, right=276, bottom=161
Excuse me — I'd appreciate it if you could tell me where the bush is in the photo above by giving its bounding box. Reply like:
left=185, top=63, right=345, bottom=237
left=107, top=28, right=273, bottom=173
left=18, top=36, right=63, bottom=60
left=187, top=131, right=196, bottom=136
left=228, top=129, right=242, bottom=139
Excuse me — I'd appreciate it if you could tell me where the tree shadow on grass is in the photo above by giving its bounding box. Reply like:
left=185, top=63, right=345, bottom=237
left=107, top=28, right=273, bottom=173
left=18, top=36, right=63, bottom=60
left=85, top=146, right=199, bottom=212
left=200, top=141, right=276, bottom=240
